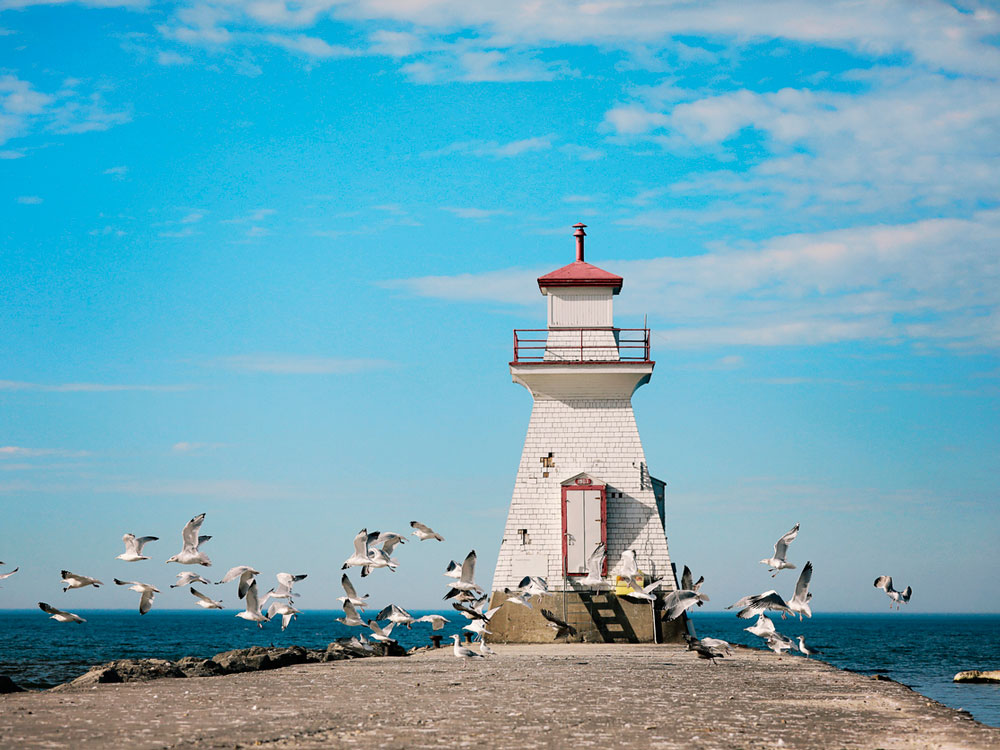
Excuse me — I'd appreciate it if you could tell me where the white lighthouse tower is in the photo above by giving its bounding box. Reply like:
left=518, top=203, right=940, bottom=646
left=488, top=224, right=684, bottom=643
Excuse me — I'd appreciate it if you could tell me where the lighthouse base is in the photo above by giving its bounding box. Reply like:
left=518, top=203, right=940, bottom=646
left=486, top=590, right=690, bottom=644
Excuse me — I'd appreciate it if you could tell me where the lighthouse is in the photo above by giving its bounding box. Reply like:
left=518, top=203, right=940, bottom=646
left=488, top=224, right=685, bottom=643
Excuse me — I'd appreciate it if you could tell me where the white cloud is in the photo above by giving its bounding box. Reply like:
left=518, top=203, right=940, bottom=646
left=0, top=149, right=24, bottom=159
left=15, top=195, right=42, bottom=204
left=223, top=207, right=276, bottom=223
left=0, top=446, right=89, bottom=458
left=171, top=441, right=226, bottom=454
left=264, top=33, right=361, bottom=59
left=387, top=210, right=1000, bottom=349
left=0, top=380, right=195, bottom=392
left=368, top=29, right=423, bottom=58
left=442, top=206, right=509, bottom=220
left=156, top=50, right=192, bottom=66
left=208, top=354, right=392, bottom=374
left=559, top=143, right=604, bottom=161
left=423, top=134, right=555, bottom=159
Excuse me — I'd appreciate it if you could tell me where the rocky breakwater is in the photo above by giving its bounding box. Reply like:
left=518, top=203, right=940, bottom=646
left=50, top=639, right=406, bottom=691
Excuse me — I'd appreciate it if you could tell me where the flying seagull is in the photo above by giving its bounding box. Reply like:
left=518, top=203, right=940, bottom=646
left=376, top=603, right=416, bottom=630
left=874, top=575, right=912, bottom=609
left=759, top=522, right=799, bottom=576
left=680, top=565, right=704, bottom=593
left=337, top=573, right=369, bottom=609
left=414, top=614, right=448, bottom=630
left=190, top=587, right=223, bottom=609
left=38, top=601, right=85, bottom=624
left=368, top=620, right=396, bottom=643
left=661, top=588, right=710, bottom=621
left=623, top=578, right=661, bottom=603
left=342, top=528, right=379, bottom=570
left=235, top=580, right=268, bottom=627
left=216, top=566, right=260, bottom=599
left=0, top=566, right=18, bottom=584
left=116, top=533, right=158, bottom=562
left=261, top=572, right=307, bottom=604
left=114, top=578, right=159, bottom=615
left=685, top=636, right=727, bottom=664
left=165, top=512, right=212, bottom=566
left=61, top=570, right=103, bottom=591
left=410, top=521, right=444, bottom=541
left=787, top=561, right=814, bottom=620
left=619, top=549, right=639, bottom=579
left=336, top=599, right=365, bottom=627
left=444, top=560, right=462, bottom=579
left=765, top=632, right=796, bottom=654
left=744, top=613, right=776, bottom=638
left=579, top=542, right=607, bottom=588
left=540, top=609, right=577, bottom=639
left=446, top=550, right=483, bottom=594
left=170, top=571, right=210, bottom=588
left=728, top=590, right=794, bottom=620
left=267, top=600, right=301, bottom=631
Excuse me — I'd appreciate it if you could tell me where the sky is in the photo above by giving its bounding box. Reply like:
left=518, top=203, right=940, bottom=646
left=1, top=0, right=997, bottom=615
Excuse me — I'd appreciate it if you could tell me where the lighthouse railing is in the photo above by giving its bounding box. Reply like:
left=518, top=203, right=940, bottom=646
left=512, top=327, right=650, bottom=363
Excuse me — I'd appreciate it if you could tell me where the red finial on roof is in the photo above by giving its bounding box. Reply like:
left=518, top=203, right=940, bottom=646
left=573, top=222, right=587, bottom=262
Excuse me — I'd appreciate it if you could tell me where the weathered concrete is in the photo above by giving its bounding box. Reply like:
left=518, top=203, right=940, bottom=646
left=2, top=644, right=998, bottom=749
left=487, top=590, right=689, bottom=643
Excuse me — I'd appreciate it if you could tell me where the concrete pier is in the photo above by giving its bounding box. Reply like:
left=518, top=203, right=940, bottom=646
left=2, top=644, right=998, bottom=749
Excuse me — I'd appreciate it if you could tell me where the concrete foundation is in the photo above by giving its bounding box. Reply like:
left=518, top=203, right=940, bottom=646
left=486, top=590, right=689, bottom=644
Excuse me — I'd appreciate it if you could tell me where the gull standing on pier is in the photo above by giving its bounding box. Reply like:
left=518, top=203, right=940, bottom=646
left=337, top=573, right=369, bottom=609
left=115, top=533, right=158, bottom=562
left=165, top=512, right=212, bottom=567
left=450, top=633, right=484, bottom=659
left=114, top=578, right=159, bottom=615
left=216, top=566, right=260, bottom=599
left=759, top=522, right=799, bottom=576
left=796, top=635, right=821, bottom=657
left=38, top=602, right=85, bottom=623
left=874, top=576, right=912, bottom=609
left=171, top=571, right=210, bottom=588
left=190, top=587, right=224, bottom=609
left=61, top=570, right=103, bottom=591
left=765, top=632, right=796, bottom=654
left=410, top=521, right=444, bottom=541
left=235, top=580, right=268, bottom=627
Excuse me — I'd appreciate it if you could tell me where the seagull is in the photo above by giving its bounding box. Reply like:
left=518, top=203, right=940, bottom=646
left=61, top=570, right=103, bottom=591
left=116, top=533, right=158, bottom=562
left=446, top=550, right=483, bottom=594
left=216, top=566, right=260, bottom=599
left=744, top=613, right=776, bottom=638
left=261, top=572, right=307, bottom=604
left=347, top=633, right=375, bottom=652
left=0, top=566, right=18, bottom=584
left=376, top=603, right=416, bottom=629
left=414, top=614, right=448, bottom=630
left=623, top=578, right=660, bottom=602
left=760, top=522, right=799, bottom=576
left=361, top=545, right=398, bottom=577
left=796, top=635, right=821, bottom=657
left=453, top=599, right=500, bottom=622
left=337, top=574, right=369, bottom=609
left=619, top=549, right=639, bottom=579
left=540, top=609, right=577, bottom=638
left=374, top=531, right=407, bottom=549
left=444, top=560, right=462, bottom=579
left=680, top=565, right=704, bottom=593
left=686, top=634, right=734, bottom=656
left=171, top=571, right=211, bottom=588
left=165, top=512, right=212, bottom=566
left=38, top=601, right=85, bottom=624
left=342, top=529, right=378, bottom=570
left=478, top=639, right=496, bottom=656
left=367, top=620, right=396, bottom=643
left=787, top=561, right=814, bottom=620
left=190, top=587, right=223, bottom=609
left=765, top=632, right=796, bottom=654
left=463, top=618, right=492, bottom=637
left=686, top=637, right=727, bottom=664
left=410, top=520, right=444, bottom=541
left=336, top=599, right=365, bottom=627
left=728, top=590, right=794, bottom=620
left=579, top=542, right=606, bottom=587
left=267, top=600, right=301, bottom=631
left=874, top=575, right=912, bottom=609
left=235, top=580, right=268, bottom=627
left=450, top=633, right=484, bottom=659
left=114, top=578, right=159, bottom=615
left=662, top=589, right=710, bottom=621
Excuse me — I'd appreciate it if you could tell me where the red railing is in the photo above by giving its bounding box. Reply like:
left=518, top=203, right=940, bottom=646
left=512, top=328, right=651, bottom=363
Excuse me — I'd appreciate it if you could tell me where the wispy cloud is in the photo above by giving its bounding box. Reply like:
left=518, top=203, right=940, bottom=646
left=103, top=165, right=128, bottom=178
left=171, top=441, right=226, bottom=454
left=264, top=33, right=362, bottom=60
left=0, top=446, right=90, bottom=458
left=0, top=380, right=195, bottom=392
left=206, top=355, right=392, bottom=374
left=442, top=206, right=509, bottom=221
left=422, top=135, right=555, bottom=160
left=15, top=195, right=42, bottom=204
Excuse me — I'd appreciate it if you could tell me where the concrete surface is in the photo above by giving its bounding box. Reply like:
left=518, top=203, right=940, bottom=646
left=2, top=643, right=998, bottom=749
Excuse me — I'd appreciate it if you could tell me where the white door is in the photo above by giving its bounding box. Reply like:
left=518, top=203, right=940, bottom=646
left=565, top=489, right=603, bottom=574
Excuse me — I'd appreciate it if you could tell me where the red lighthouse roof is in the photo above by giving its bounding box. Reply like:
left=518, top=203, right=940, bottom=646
left=537, top=223, right=623, bottom=294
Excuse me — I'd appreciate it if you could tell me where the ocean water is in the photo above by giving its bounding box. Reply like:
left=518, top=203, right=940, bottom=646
left=1, top=610, right=998, bottom=727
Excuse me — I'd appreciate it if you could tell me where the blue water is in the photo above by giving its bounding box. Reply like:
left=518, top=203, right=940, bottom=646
left=689, top=612, right=1000, bottom=727
left=2, top=610, right=998, bottom=727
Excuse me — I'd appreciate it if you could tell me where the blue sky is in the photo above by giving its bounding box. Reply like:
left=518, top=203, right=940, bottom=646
left=1, top=1, right=997, bottom=614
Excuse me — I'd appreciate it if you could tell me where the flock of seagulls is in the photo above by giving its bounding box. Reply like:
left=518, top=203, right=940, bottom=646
left=5, top=512, right=915, bottom=667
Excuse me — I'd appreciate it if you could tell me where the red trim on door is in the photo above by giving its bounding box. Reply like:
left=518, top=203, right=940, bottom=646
left=561, top=484, right=607, bottom=576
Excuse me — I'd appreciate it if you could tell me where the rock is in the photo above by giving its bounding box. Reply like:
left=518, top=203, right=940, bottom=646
left=0, top=675, right=25, bottom=693
left=175, top=656, right=224, bottom=678
left=953, top=670, right=1000, bottom=683
left=54, top=659, right=184, bottom=690
left=212, top=647, right=272, bottom=674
